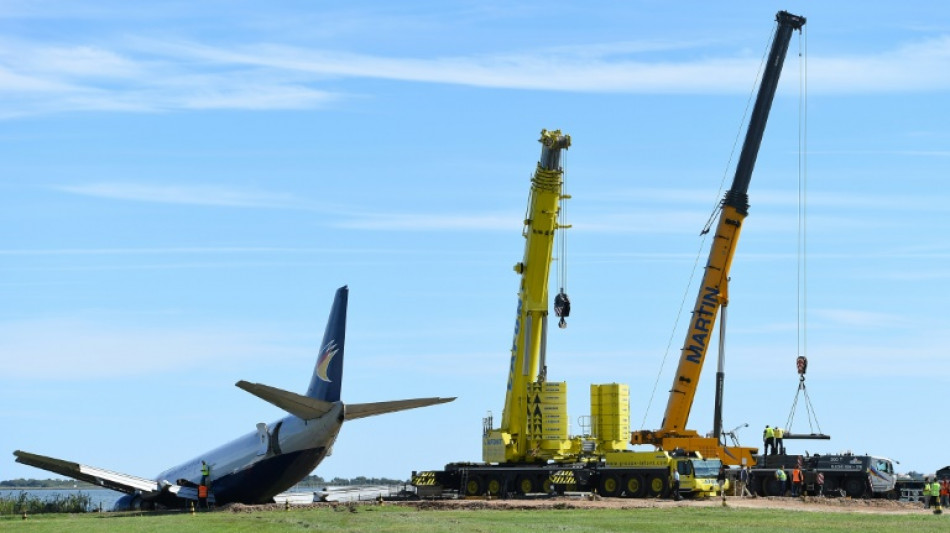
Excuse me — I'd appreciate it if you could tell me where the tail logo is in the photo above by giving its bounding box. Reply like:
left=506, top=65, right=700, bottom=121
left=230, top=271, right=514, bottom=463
left=315, top=340, right=339, bottom=382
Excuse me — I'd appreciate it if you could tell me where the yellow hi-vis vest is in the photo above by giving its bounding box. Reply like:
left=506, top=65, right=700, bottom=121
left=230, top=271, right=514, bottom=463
left=765, top=427, right=774, bottom=438
left=774, top=428, right=784, bottom=438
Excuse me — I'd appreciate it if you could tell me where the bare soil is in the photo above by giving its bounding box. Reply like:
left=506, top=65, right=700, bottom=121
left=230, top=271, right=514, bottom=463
left=222, top=495, right=928, bottom=515
left=396, top=495, right=926, bottom=515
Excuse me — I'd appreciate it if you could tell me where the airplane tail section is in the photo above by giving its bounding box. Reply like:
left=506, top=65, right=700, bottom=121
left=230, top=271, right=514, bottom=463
left=306, top=285, right=348, bottom=402
left=239, top=286, right=456, bottom=422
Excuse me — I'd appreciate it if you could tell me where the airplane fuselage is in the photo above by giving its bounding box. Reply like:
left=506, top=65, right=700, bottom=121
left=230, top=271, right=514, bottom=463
left=154, top=403, right=344, bottom=505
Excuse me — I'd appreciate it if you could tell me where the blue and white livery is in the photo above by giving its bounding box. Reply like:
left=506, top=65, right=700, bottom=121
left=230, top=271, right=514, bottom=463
left=14, top=286, right=454, bottom=510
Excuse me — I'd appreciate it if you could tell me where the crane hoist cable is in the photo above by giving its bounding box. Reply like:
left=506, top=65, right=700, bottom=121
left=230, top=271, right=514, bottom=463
left=554, top=150, right=571, bottom=329
left=796, top=24, right=809, bottom=372
left=786, top=25, right=825, bottom=437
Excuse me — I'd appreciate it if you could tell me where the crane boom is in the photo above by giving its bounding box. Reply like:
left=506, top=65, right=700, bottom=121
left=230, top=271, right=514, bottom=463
left=631, top=11, right=805, bottom=465
left=490, top=129, right=571, bottom=463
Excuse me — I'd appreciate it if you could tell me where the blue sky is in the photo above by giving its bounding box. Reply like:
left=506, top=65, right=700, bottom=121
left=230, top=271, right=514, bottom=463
left=2, top=0, right=948, bottom=484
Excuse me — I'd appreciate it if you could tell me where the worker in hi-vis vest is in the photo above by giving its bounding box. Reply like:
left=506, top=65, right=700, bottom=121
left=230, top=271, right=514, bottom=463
left=763, top=426, right=775, bottom=455
left=931, top=479, right=943, bottom=514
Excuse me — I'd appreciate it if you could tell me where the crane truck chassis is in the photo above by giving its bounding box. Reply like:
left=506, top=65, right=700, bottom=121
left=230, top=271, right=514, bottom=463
left=412, top=449, right=727, bottom=499
left=749, top=453, right=897, bottom=498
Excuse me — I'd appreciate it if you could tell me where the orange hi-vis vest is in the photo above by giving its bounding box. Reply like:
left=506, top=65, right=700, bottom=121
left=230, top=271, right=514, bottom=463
left=792, top=469, right=803, bottom=483
left=198, top=485, right=208, bottom=498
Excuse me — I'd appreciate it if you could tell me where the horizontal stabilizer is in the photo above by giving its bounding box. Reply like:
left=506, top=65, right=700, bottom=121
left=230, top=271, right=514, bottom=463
left=345, top=397, right=455, bottom=420
left=236, top=380, right=336, bottom=420
left=13, top=450, right=159, bottom=495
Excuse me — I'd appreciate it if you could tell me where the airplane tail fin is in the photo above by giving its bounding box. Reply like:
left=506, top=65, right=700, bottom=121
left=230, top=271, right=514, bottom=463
left=305, top=285, right=348, bottom=402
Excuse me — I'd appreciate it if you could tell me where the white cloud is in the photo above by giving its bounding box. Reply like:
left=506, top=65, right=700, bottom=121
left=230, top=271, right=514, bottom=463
left=0, top=317, right=304, bottom=380
left=52, top=182, right=320, bottom=209
left=811, top=308, right=913, bottom=329
left=138, top=33, right=950, bottom=94
left=2, top=26, right=950, bottom=118
left=333, top=211, right=515, bottom=231
left=808, top=36, right=950, bottom=94
left=24, top=45, right=143, bottom=79
left=48, top=182, right=520, bottom=231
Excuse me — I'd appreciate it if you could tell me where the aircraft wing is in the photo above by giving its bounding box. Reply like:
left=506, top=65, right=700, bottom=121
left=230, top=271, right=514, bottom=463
left=236, top=380, right=336, bottom=420
left=13, top=450, right=161, bottom=496
left=344, top=397, right=455, bottom=420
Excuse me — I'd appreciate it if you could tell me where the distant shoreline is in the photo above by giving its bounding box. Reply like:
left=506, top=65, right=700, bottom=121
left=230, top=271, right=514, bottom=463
left=0, top=483, right=102, bottom=491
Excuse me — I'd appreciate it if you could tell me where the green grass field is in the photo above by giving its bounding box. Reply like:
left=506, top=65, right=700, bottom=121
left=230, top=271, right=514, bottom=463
left=1, top=504, right=947, bottom=532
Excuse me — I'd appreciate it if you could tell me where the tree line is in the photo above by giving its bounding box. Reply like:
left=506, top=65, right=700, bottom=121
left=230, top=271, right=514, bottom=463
left=1, top=475, right=409, bottom=489
left=295, top=475, right=410, bottom=487
left=0, top=478, right=96, bottom=489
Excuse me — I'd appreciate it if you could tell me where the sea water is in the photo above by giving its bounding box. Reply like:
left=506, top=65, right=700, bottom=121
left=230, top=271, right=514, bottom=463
left=0, top=488, right=123, bottom=512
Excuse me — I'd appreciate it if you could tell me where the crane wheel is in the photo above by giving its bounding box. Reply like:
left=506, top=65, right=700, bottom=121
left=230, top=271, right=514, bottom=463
left=598, top=474, right=621, bottom=498
left=623, top=475, right=646, bottom=498
left=763, top=478, right=785, bottom=497
left=464, top=476, right=484, bottom=497
left=647, top=475, right=666, bottom=497
left=486, top=477, right=503, bottom=497
left=844, top=477, right=865, bottom=498
left=516, top=475, right=537, bottom=495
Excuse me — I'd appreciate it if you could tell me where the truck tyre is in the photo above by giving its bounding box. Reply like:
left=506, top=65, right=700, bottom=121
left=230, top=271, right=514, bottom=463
left=516, top=474, right=537, bottom=495
left=647, top=474, right=667, bottom=497
left=844, top=477, right=865, bottom=498
left=464, top=475, right=484, bottom=497
left=822, top=476, right=839, bottom=496
left=763, top=477, right=785, bottom=497
left=599, top=473, right=622, bottom=497
left=623, top=474, right=646, bottom=498
left=486, top=476, right=503, bottom=497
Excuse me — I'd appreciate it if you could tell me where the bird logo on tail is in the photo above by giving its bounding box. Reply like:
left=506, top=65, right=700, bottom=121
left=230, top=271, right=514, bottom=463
left=315, top=340, right=339, bottom=382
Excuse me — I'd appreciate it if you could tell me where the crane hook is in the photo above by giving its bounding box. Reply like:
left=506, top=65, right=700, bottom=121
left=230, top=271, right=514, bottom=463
left=796, top=355, right=807, bottom=376
left=554, top=291, right=571, bottom=329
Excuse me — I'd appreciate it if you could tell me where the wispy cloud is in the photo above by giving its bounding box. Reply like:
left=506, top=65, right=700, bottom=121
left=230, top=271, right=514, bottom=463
left=52, top=182, right=323, bottom=209
left=333, top=211, right=515, bottom=231
left=811, top=308, right=914, bottom=329
left=50, top=181, right=524, bottom=230
left=0, top=246, right=387, bottom=256
left=0, top=39, right=340, bottom=118
left=150, top=34, right=950, bottom=94
left=808, top=35, right=950, bottom=94
left=2, top=22, right=950, bottom=118
left=0, top=317, right=305, bottom=380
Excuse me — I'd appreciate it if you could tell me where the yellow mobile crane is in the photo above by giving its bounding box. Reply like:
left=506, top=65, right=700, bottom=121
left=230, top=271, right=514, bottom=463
left=631, top=11, right=806, bottom=466
left=485, top=129, right=576, bottom=465
left=412, top=131, right=723, bottom=499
